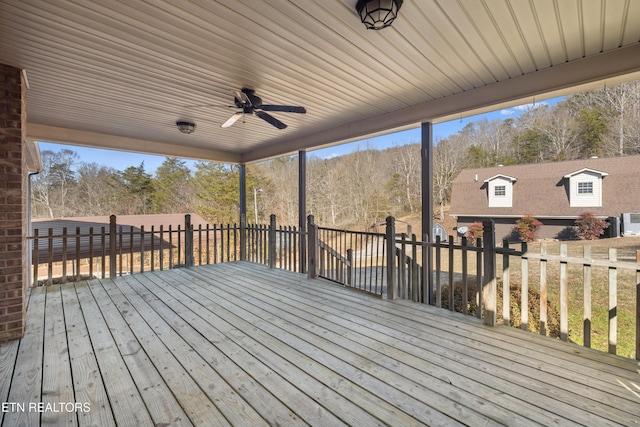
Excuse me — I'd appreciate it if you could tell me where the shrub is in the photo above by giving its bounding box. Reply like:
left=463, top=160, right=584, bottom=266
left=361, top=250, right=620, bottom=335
left=465, top=222, right=484, bottom=245
left=575, top=212, right=609, bottom=240
left=514, top=214, right=542, bottom=242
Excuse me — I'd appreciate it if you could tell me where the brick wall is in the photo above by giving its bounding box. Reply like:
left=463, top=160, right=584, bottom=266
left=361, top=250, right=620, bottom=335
left=0, top=64, right=27, bottom=341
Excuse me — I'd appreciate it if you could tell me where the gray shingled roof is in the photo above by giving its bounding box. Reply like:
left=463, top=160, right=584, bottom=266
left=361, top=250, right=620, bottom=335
left=450, top=155, right=640, bottom=218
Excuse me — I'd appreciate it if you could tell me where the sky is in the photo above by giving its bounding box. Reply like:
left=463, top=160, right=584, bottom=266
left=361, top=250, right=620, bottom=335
left=38, top=98, right=560, bottom=174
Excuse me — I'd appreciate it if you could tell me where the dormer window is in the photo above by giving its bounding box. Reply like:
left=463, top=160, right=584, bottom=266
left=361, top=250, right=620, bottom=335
left=564, top=168, right=608, bottom=207
left=484, top=174, right=517, bottom=207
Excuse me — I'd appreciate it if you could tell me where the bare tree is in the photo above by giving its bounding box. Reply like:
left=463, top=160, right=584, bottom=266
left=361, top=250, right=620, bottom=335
left=433, top=136, right=469, bottom=219
left=389, top=144, right=421, bottom=213
left=540, top=106, right=580, bottom=161
left=601, top=81, right=640, bottom=155
left=31, top=149, right=78, bottom=218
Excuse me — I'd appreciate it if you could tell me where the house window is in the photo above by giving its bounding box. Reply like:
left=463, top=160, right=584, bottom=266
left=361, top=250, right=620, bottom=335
left=494, top=185, right=506, bottom=196
left=577, top=182, right=593, bottom=194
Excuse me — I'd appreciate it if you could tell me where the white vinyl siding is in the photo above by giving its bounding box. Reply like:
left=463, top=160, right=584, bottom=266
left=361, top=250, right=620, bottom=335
left=569, top=172, right=602, bottom=207
left=488, top=177, right=513, bottom=207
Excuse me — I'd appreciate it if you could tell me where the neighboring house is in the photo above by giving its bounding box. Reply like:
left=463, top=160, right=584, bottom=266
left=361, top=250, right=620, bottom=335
left=449, top=155, right=640, bottom=241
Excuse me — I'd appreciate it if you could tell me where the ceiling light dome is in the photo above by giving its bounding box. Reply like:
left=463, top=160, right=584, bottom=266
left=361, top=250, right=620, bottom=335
left=176, top=121, right=196, bottom=134
left=356, top=0, right=403, bottom=30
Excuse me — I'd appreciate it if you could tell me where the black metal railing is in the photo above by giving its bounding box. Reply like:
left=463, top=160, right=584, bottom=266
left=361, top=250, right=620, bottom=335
left=28, top=214, right=305, bottom=285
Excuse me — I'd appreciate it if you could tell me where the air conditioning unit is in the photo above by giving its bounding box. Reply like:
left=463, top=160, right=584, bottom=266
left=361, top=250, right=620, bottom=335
left=621, top=213, right=640, bottom=236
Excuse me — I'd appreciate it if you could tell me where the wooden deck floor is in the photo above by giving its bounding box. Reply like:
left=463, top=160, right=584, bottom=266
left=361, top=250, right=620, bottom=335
left=1, top=262, right=639, bottom=426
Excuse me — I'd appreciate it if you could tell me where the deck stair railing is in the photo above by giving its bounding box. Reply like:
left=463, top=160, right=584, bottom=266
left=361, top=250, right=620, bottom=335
left=311, top=218, right=387, bottom=296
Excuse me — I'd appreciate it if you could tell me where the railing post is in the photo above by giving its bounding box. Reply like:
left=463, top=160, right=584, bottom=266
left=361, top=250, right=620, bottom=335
left=240, top=213, right=247, bottom=261
left=307, top=215, right=317, bottom=279
left=482, top=219, right=496, bottom=326
left=268, top=214, right=277, bottom=269
left=109, top=215, right=117, bottom=278
left=185, top=214, right=194, bottom=268
left=385, top=216, right=396, bottom=300
left=32, top=229, right=39, bottom=287
left=635, top=250, right=639, bottom=361
left=347, top=249, right=353, bottom=286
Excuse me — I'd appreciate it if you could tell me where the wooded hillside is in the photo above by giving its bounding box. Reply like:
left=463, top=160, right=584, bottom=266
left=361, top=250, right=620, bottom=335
left=32, top=81, right=640, bottom=229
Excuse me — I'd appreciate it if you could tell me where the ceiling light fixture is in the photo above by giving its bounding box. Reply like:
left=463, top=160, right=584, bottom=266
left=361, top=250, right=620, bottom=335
left=176, top=121, right=196, bottom=134
left=356, top=0, right=403, bottom=30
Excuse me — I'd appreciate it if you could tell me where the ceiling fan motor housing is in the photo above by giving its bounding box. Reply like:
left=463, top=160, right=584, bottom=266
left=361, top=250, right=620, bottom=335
left=234, top=88, right=262, bottom=109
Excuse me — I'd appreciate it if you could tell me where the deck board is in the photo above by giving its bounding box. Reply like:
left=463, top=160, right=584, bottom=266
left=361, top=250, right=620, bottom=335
left=41, top=285, right=76, bottom=427
left=60, top=281, right=116, bottom=427
left=4, top=286, right=45, bottom=427
left=217, top=264, right=635, bottom=425
left=188, top=265, right=570, bottom=426
left=1, top=261, right=639, bottom=426
left=73, top=281, right=155, bottom=427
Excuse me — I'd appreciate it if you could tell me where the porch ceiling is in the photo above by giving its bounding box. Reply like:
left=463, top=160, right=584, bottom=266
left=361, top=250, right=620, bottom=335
left=2, top=1, right=640, bottom=164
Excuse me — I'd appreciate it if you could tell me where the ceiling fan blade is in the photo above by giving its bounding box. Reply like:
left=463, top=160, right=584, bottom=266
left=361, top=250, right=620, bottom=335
left=221, top=112, right=243, bottom=128
left=261, top=105, right=306, bottom=113
left=255, top=111, right=287, bottom=129
left=233, top=89, right=251, bottom=106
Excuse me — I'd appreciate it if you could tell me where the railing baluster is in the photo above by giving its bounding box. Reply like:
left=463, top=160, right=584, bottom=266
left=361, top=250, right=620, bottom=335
left=462, top=237, right=468, bottom=315
left=540, top=242, right=548, bottom=336
left=521, top=243, right=528, bottom=330
left=89, top=227, right=93, bottom=279
left=198, top=224, right=203, bottom=266
left=448, top=238, right=454, bottom=311
left=32, top=229, right=39, bottom=287
left=109, top=215, right=117, bottom=278
left=101, top=227, right=106, bottom=279
left=61, top=227, right=68, bottom=283
left=129, top=226, right=135, bottom=275
left=635, top=250, right=639, bottom=361
left=213, top=224, right=218, bottom=264
left=608, top=248, right=617, bottom=354
left=75, top=227, right=81, bottom=281
left=206, top=224, right=210, bottom=265
left=167, top=225, right=172, bottom=268
left=47, top=228, right=53, bottom=286
left=115, top=226, right=124, bottom=279
left=140, top=225, right=145, bottom=273
left=435, top=236, right=441, bottom=307
left=159, top=225, right=164, bottom=271
left=636, top=250, right=640, bottom=360
left=500, top=239, right=508, bottom=324
left=411, top=234, right=419, bottom=302
left=559, top=244, right=568, bottom=341
left=476, top=237, right=483, bottom=319
left=150, top=225, right=155, bottom=271
left=583, top=246, right=592, bottom=348
left=177, top=225, right=182, bottom=267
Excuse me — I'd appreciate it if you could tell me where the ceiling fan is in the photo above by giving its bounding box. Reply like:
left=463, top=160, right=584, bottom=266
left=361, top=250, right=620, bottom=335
left=222, top=88, right=306, bottom=130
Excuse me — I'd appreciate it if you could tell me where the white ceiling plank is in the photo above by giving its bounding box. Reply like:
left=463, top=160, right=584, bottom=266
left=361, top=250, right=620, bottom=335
left=27, top=124, right=242, bottom=163
left=244, top=42, right=640, bottom=162
left=0, top=0, right=638, bottom=163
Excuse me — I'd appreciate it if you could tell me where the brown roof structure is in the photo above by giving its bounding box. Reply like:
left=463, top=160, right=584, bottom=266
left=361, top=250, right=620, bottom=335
left=450, top=155, right=640, bottom=219
left=31, top=213, right=210, bottom=263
